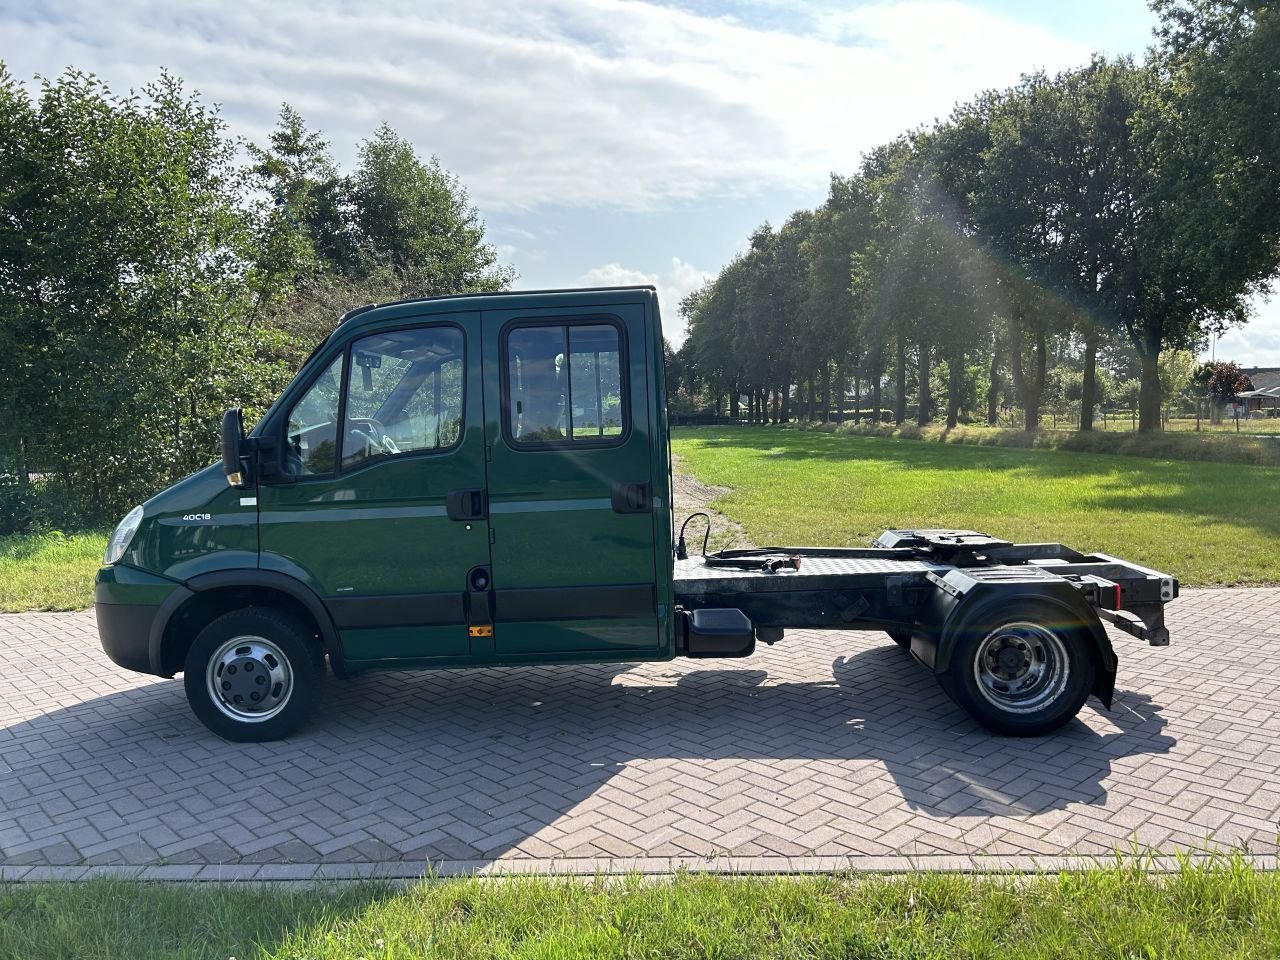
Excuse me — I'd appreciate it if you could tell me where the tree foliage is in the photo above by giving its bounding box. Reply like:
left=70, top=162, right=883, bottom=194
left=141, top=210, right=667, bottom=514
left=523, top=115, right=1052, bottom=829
left=681, top=2, right=1280, bottom=434
left=0, top=69, right=512, bottom=524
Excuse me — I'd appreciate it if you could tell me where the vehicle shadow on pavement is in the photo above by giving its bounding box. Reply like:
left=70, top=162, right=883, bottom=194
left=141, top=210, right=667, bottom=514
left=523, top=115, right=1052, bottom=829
left=0, top=639, right=1173, bottom=867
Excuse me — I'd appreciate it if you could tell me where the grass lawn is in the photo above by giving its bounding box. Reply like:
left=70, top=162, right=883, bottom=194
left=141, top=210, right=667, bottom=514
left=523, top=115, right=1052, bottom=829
left=1, top=861, right=1277, bottom=959
left=673, top=426, right=1280, bottom=587
left=0, top=530, right=107, bottom=612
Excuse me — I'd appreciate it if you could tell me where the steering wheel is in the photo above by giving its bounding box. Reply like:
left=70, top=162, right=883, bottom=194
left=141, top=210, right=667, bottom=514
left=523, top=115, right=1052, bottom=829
left=346, top=417, right=400, bottom=460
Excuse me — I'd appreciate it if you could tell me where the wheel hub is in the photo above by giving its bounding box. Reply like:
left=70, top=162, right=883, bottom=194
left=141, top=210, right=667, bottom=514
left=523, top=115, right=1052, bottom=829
left=206, top=636, right=293, bottom=723
left=990, top=641, right=1031, bottom=679
left=973, top=622, right=1069, bottom=715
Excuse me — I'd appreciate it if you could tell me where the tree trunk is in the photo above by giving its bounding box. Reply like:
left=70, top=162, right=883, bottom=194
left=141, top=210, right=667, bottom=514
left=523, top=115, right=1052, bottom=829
left=820, top=366, right=831, bottom=423
left=893, top=338, right=907, bottom=424
left=1137, top=342, right=1162, bottom=433
left=870, top=351, right=882, bottom=424
left=1008, top=312, right=1049, bottom=432
left=806, top=378, right=816, bottom=421
left=946, top=351, right=964, bottom=429
left=1080, top=330, right=1098, bottom=432
left=917, top=343, right=931, bottom=427
left=986, top=336, right=1000, bottom=426
left=1007, top=308, right=1046, bottom=432
left=729, top=386, right=740, bottom=420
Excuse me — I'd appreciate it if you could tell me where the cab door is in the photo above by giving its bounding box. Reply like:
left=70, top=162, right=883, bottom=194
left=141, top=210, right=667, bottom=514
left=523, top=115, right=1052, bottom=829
left=257, top=314, right=491, bottom=664
left=480, top=302, right=660, bottom=655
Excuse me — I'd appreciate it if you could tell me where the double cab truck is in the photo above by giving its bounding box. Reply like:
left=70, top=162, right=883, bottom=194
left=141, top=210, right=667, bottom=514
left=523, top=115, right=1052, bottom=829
left=95, top=286, right=1178, bottom=742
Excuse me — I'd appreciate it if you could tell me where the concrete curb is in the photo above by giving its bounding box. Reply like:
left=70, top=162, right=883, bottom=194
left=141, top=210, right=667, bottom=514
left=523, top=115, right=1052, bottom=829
left=2, top=853, right=1276, bottom=883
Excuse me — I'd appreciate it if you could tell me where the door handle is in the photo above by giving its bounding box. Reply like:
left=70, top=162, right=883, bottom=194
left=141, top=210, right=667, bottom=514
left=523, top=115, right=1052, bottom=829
left=610, top=481, right=651, bottom=514
left=446, top=488, right=488, bottom=521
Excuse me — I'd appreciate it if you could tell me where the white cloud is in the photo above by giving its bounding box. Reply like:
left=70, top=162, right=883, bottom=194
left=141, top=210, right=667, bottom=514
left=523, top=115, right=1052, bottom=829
left=1205, top=286, right=1280, bottom=369
left=572, top=258, right=713, bottom=342
left=1, top=0, right=1090, bottom=213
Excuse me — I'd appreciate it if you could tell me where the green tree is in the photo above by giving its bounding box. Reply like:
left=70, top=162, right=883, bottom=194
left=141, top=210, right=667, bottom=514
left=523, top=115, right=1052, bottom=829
left=349, top=124, right=514, bottom=295
left=0, top=67, right=289, bottom=519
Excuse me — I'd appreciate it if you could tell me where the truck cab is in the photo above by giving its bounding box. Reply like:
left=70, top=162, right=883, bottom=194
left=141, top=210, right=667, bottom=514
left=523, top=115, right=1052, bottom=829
left=97, top=287, right=677, bottom=740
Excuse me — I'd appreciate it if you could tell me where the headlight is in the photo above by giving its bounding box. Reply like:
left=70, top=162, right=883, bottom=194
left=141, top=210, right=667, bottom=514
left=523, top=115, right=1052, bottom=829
left=103, top=505, right=144, bottom=565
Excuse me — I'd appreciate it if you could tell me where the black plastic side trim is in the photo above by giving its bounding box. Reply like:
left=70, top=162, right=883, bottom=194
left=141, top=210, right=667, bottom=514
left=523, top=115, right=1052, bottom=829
left=495, top=584, right=655, bottom=621
left=326, top=592, right=464, bottom=628
left=180, top=571, right=345, bottom=671
left=147, top=585, right=196, bottom=676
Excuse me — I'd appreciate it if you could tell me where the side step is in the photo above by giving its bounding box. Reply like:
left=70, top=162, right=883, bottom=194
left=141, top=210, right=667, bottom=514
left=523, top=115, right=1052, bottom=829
left=681, top=608, right=756, bottom=658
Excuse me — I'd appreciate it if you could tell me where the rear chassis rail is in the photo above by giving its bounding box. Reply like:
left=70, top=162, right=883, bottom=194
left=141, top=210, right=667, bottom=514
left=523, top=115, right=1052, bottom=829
left=672, top=530, right=1178, bottom=649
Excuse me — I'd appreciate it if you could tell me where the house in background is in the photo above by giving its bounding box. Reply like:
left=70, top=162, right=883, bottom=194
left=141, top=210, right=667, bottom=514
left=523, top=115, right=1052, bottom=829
left=1238, top=368, right=1280, bottom=415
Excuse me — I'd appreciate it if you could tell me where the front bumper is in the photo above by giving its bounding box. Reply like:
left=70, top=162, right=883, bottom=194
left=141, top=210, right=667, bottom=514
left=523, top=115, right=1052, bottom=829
left=94, top=565, right=184, bottom=676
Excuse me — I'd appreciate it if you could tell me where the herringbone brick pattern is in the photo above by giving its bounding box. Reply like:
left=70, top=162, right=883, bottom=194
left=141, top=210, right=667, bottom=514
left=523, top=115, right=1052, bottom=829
left=2, top=589, right=1278, bottom=869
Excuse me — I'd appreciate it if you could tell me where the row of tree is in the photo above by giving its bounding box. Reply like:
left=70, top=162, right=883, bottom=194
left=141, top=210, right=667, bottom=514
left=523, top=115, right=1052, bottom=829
left=676, top=0, right=1280, bottom=433
left=0, top=68, right=511, bottom=526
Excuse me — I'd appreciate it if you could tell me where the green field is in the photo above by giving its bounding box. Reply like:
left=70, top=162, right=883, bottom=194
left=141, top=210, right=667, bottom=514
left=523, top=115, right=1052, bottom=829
left=0, top=530, right=107, bottom=613
left=673, top=427, right=1280, bottom=587
left=2, top=859, right=1278, bottom=960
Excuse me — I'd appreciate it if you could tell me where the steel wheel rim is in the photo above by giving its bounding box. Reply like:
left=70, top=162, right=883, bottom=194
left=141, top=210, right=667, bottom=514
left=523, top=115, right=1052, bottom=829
left=205, top=635, right=294, bottom=723
left=972, top=621, right=1069, bottom=714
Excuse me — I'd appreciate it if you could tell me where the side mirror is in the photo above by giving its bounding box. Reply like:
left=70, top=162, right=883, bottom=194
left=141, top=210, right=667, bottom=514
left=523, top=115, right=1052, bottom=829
left=221, top=407, right=247, bottom=487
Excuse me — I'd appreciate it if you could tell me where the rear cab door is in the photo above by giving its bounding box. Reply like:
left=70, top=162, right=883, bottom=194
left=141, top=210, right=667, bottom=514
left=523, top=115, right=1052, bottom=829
left=481, top=295, right=662, bottom=656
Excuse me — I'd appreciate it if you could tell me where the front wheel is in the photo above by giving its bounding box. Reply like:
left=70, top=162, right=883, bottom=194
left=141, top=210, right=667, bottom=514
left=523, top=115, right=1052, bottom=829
left=184, top=608, right=323, bottom=742
left=937, top=608, right=1095, bottom=737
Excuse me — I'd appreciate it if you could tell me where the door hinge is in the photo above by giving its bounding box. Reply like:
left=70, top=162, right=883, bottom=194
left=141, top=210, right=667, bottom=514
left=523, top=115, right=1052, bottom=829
left=485, top=444, right=492, bottom=462
left=489, top=528, right=496, bottom=545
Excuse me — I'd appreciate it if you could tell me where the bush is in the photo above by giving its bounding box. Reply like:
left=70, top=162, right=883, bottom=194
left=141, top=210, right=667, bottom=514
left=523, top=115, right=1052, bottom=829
left=0, top=474, right=34, bottom=535
left=0, top=474, right=101, bottom=536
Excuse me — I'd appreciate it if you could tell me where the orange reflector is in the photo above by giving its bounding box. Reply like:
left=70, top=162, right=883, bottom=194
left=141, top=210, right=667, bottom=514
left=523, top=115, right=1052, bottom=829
left=468, top=625, right=494, bottom=638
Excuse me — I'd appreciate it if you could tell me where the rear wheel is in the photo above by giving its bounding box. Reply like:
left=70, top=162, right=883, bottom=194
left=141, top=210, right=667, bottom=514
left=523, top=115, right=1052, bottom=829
left=938, top=606, right=1094, bottom=737
left=184, top=608, right=323, bottom=742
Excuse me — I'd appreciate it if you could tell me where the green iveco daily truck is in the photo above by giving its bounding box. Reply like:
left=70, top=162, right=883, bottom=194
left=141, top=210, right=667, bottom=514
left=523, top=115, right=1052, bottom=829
left=95, top=287, right=1178, bottom=742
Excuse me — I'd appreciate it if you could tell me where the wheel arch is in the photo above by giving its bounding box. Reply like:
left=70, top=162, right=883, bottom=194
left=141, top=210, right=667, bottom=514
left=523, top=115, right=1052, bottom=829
left=148, top=571, right=344, bottom=677
left=931, top=586, right=1117, bottom=710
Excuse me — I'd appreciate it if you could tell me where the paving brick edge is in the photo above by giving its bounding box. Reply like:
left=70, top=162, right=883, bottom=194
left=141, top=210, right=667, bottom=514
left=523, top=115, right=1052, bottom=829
left=2, top=854, right=1275, bottom=883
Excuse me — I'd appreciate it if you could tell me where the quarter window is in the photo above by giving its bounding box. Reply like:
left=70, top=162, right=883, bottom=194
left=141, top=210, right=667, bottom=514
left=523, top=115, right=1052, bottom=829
left=285, top=354, right=343, bottom=475
left=506, top=323, right=626, bottom=445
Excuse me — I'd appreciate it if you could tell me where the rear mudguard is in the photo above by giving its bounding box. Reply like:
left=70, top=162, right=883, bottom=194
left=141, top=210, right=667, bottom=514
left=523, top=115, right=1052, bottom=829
left=910, top=569, right=1117, bottom=709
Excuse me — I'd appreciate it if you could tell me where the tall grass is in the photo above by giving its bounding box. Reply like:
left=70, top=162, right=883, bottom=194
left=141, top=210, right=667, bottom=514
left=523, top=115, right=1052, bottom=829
left=797, top=419, right=1280, bottom=466
left=0, top=530, right=107, bottom=612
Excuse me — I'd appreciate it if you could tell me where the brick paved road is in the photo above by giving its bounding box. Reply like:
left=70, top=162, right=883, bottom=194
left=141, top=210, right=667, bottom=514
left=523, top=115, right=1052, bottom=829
left=2, top=589, right=1279, bottom=877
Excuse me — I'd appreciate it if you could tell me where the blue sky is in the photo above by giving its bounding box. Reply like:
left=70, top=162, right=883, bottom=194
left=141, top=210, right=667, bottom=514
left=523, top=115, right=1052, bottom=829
left=3, top=0, right=1275, bottom=362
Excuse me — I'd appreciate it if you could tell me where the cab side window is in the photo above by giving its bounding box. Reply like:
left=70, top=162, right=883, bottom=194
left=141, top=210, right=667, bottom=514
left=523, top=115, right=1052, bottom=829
left=341, top=326, right=465, bottom=469
left=506, top=322, right=626, bottom=446
left=285, top=354, right=343, bottom=475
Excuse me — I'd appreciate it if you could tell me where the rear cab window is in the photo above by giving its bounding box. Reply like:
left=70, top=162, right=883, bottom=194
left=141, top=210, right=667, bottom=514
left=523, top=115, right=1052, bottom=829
left=504, top=321, right=627, bottom=447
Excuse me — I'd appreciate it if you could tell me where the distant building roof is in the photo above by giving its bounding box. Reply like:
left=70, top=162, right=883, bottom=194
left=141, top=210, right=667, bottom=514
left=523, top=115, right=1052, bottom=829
left=1243, top=367, right=1280, bottom=391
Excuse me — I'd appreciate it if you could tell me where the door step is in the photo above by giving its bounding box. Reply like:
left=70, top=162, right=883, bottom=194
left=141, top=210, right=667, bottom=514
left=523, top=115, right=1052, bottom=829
left=683, top=607, right=755, bottom=658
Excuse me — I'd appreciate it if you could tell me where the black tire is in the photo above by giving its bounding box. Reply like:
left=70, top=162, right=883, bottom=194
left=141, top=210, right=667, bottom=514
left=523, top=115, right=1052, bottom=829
left=887, top=630, right=912, bottom=649
left=936, top=604, right=1095, bottom=737
left=183, top=608, right=323, bottom=742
